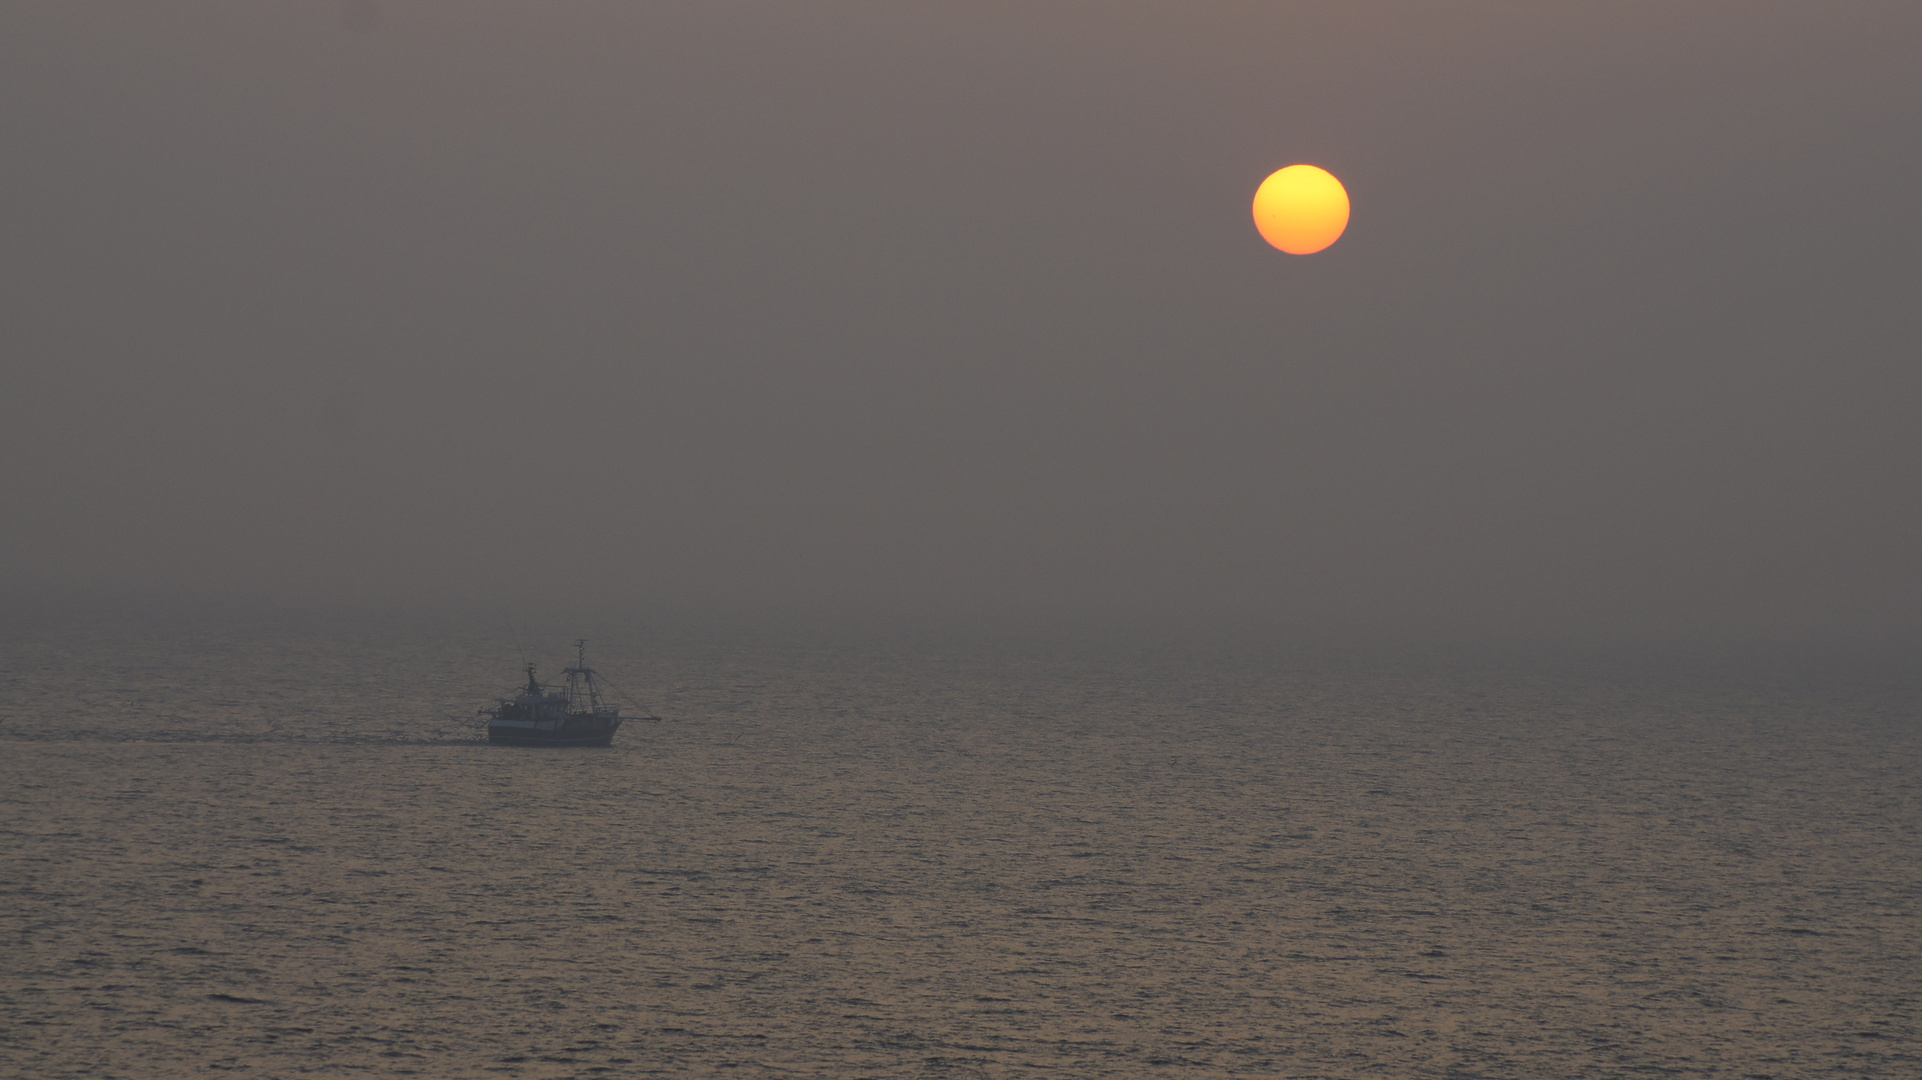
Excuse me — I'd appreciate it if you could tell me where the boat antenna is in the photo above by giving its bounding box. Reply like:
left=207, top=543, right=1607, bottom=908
left=506, top=616, right=530, bottom=669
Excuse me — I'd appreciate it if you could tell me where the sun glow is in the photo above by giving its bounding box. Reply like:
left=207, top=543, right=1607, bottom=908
left=1252, top=165, right=1350, bottom=255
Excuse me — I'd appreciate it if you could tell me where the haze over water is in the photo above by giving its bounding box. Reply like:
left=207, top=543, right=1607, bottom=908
left=4, top=612, right=1917, bottom=1077
left=5, top=3, right=1920, bottom=1075
left=5, top=3, right=1919, bottom=645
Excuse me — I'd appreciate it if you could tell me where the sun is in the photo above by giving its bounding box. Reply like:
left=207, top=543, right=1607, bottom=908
left=1252, top=165, right=1350, bottom=255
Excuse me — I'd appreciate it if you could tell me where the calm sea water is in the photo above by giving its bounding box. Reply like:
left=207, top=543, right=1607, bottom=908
left=2, top=612, right=1918, bottom=1078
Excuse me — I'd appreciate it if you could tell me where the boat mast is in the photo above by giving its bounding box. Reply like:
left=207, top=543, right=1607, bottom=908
left=563, top=638, right=602, bottom=715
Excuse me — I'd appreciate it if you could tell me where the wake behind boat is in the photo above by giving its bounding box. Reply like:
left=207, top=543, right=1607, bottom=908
left=484, top=640, right=631, bottom=747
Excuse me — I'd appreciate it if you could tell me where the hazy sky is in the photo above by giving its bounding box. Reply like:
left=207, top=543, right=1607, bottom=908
left=4, top=1, right=1918, bottom=644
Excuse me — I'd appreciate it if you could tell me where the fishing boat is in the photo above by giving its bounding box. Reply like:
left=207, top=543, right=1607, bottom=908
left=485, top=640, right=629, bottom=747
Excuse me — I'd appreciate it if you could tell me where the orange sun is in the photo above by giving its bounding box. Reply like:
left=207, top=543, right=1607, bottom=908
left=1252, top=164, right=1350, bottom=255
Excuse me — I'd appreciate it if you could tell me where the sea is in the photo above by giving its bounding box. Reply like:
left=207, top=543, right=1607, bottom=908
left=2, top=609, right=1917, bottom=1078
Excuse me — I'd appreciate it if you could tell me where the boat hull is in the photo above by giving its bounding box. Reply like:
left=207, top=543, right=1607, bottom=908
left=487, top=716, right=624, bottom=747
